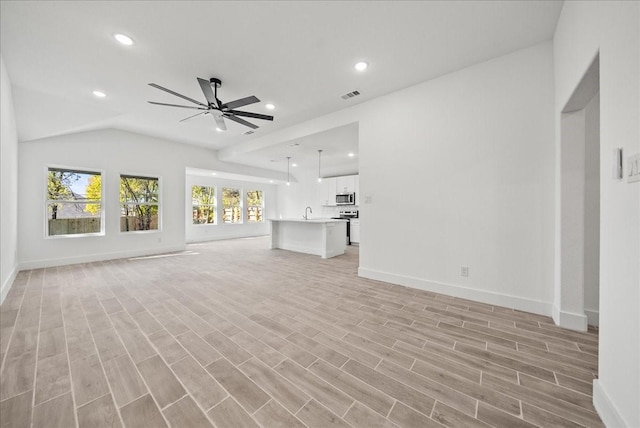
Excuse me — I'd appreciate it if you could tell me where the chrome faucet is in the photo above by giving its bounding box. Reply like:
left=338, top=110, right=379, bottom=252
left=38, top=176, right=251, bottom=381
left=304, top=206, right=312, bottom=220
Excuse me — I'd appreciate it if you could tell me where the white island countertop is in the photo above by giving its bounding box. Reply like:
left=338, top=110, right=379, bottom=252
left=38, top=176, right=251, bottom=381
left=269, top=218, right=347, bottom=258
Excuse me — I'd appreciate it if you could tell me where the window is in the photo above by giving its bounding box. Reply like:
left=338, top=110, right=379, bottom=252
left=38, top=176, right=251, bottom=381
left=246, top=190, right=264, bottom=223
left=222, top=187, right=242, bottom=224
left=120, top=175, right=159, bottom=232
left=47, top=167, right=103, bottom=236
left=192, top=185, right=216, bottom=224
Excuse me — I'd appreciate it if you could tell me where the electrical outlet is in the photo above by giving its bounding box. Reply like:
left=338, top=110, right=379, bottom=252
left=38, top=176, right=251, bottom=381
left=460, top=266, right=469, bottom=277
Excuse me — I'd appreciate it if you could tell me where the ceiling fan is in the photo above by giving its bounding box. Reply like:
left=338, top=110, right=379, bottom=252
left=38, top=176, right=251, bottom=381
left=148, top=77, right=274, bottom=131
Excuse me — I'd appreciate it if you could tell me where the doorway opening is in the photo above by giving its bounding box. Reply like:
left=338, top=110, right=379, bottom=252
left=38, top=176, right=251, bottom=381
left=555, top=54, right=600, bottom=331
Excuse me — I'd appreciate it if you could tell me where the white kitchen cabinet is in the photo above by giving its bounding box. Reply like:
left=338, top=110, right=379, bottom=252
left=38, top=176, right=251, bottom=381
left=320, top=177, right=337, bottom=206
left=350, top=218, right=360, bottom=244
left=336, top=175, right=356, bottom=194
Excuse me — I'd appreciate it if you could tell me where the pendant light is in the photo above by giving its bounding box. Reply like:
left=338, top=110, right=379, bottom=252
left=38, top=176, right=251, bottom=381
left=286, top=156, right=291, bottom=186
left=317, top=149, right=323, bottom=183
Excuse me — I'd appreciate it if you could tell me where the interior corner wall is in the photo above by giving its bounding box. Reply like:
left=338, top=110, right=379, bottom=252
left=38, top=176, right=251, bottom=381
left=554, top=2, right=639, bottom=427
left=0, top=54, right=19, bottom=304
left=17, top=129, right=281, bottom=269
left=357, top=41, right=556, bottom=315
left=185, top=174, right=278, bottom=242
left=583, top=91, right=600, bottom=326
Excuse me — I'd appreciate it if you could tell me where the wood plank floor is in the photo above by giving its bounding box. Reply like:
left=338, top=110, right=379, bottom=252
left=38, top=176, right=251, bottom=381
left=0, top=237, right=602, bottom=427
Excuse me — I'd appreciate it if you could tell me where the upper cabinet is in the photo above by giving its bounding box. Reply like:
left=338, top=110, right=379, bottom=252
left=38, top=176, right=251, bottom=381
left=320, top=177, right=337, bottom=206
left=320, top=174, right=359, bottom=206
left=336, top=175, right=356, bottom=194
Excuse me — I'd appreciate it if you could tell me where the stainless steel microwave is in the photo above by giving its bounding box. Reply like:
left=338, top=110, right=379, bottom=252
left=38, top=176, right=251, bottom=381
left=336, top=193, right=355, bottom=205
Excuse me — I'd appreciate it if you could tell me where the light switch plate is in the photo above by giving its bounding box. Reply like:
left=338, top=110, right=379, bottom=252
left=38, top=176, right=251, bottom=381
left=613, top=148, right=623, bottom=179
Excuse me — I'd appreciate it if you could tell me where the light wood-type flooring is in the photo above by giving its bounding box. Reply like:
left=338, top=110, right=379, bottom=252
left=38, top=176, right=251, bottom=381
left=0, top=237, right=602, bottom=427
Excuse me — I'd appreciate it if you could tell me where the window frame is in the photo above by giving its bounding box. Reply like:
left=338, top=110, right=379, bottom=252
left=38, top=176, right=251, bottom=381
left=119, top=173, right=162, bottom=234
left=192, top=185, right=217, bottom=225
left=246, top=189, right=265, bottom=223
left=44, top=165, right=105, bottom=239
left=222, top=187, right=243, bottom=224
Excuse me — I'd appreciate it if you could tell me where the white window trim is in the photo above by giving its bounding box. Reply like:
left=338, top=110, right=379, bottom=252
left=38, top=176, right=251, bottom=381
left=192, top=185, right=217, bottom=226
left=246, top=190, right=265, bottom=223
left=222, top=187, right=243, bottom=224
left=44, top=164, right=105, bottom=239
left=119, top=173, right=162, bottom=234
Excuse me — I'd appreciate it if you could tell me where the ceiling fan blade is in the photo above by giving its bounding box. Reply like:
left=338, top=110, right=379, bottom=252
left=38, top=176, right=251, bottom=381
left=225, top=114, right=259, bottom=129
left=148, top=83, right=207, bottom=107
left=148, top=101, right=208, bottom=110
left=211, top=114, right=227, bottom=131
left=197, top=78, right=218, bottom=107
left=180, top=111, right=208, bottom=122
left=221, top=95, right=260, bottom=110
left=227, top=110, right=274, bottom=121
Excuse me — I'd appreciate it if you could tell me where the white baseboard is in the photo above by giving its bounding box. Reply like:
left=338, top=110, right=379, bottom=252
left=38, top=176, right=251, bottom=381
left=593, top=379, right=629, bottom=428
left=358, top=267, right=552, bottom=317
left=0, top=265, right=18, bottom=305
left=18, top=245, right=187, bottom=270
left=552, top=304, right=588, bottom=332
left=584, top=309, right=599, bottom=327
left=186, top=233, right=268, bottom=244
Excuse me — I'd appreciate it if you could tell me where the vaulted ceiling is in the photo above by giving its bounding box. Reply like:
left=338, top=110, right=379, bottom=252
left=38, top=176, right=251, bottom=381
left=1, top=1, right=563, bottom=174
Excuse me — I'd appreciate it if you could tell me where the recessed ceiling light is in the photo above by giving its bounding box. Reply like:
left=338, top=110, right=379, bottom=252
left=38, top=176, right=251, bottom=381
left=265, top=103, right=275, bottom=110
left=269, top=180, right=274, bottom=183
left=292, top=163, right=298, bottom=167
left=211, top=172, right=217, bottom=176
left=92, top=90, right=106, bottom=98
left=114, top=33, right=134, bottom=46
left=354, top=61, right=368, bottom=71
left=348, top=152, right=355, bottom=157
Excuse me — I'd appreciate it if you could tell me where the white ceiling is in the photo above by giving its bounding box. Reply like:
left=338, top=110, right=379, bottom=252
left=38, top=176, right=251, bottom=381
left=0, top=1, right=563, bottom=175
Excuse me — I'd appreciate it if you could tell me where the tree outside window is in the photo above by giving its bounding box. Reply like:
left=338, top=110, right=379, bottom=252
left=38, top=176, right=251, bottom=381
left=47, top=168, right=102, bottom=236
left=222, top=187, right=242, bottom=224
left=192, top=185, right=216, bottom=224
left=120, top=175, right=159, bottom=232
left=246, top=190, right=264, bottom=223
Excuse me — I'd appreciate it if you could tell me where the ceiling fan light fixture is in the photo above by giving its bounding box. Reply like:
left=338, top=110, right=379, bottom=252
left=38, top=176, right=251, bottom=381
left=348, top=152, right=355, bottom=157
left=114, top=33, right=134, bottom=46
left=354, top=61, right=368, bottom=71
left=92, top=90, right=106, bottom=98
left=148, top=77, right=274, bottom=132
left=265, top=103, right=275, bottom=110
left=215, top=127, right=225, bottom=132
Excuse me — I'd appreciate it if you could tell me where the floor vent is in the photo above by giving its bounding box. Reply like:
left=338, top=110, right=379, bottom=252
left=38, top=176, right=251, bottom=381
left=341, top=90, right=360, bottom=100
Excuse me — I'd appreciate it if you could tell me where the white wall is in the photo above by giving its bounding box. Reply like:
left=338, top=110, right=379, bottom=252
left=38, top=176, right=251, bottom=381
left=554, top=2, right=639, bottom=427
left=0, top=55, right=19, bottom=304
left=18, top=128, right=282, bottom=269
left=358, top=41, right=556, bottom=314
left=185, top=174, right=277, bottom=242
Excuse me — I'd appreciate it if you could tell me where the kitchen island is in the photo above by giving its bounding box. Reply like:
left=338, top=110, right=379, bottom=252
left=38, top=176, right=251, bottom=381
left=269, top=218, right=347, bottom=259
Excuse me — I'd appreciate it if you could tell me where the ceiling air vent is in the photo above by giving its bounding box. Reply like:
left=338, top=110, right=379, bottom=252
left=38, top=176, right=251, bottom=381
left=243, top=130, right=255, bottom=135
left=341, top=90, right=360, bottom=100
